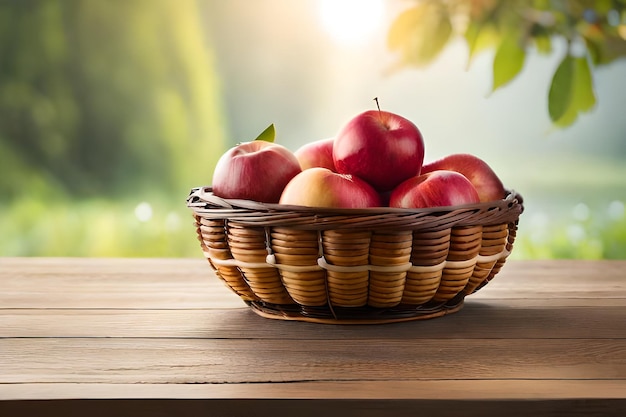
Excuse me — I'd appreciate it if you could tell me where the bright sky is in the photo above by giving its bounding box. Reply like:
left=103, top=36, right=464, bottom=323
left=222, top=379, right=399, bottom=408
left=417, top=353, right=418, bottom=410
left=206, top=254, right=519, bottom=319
left=317, top=0, right=386, bottom=45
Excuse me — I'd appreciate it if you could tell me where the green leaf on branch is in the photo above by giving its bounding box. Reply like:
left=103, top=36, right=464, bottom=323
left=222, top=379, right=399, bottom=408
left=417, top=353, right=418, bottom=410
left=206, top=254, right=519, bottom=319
left=572, top=56, right=596, bottom=113
left=548, top=55, right=574, bottom=123
left=387, top=3, right=452, bottom=67
left=464, top=20, right=500, bottom=68
left=548, top=55, right=596, bottom=127
left=492, top=31, right=526, bottom=92
left=530, top=24, right=553, bottom=55
left=253, top=123, right=275, bottom=143
left=534, top=34, right=552, bottom=55
left=583, top=32, right=626, bottom=66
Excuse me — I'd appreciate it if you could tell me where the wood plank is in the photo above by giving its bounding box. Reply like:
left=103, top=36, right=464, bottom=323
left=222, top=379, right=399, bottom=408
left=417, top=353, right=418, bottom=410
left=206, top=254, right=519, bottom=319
left=2, top=380, right=626, bottom=400
left=1, top=303, right=625, bottom=339
left=474, top=260, right=626, bottom=299
left=0, top=257, right=245, bottom=309
left=2, top=258, right=626, bottom=309
left=1, top=338, right=625, bottom=384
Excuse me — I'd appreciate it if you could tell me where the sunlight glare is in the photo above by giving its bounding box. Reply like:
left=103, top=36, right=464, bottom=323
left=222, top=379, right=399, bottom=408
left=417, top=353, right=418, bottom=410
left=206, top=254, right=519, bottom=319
left=134, top=202, right=153, bottom=223
left=317, top=0, right=385, bottom=45
left=566, top=224, right=586, bottom=243
left=608, top=200, right=625, bottom=220
left=165, top=211, right=181, bottom=232
left=571, top=203, right=590, bottom=222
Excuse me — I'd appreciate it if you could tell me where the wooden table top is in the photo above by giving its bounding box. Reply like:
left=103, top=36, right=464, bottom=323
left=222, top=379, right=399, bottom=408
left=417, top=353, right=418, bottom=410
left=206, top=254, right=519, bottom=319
left=1, top=257, right=625, bottom=416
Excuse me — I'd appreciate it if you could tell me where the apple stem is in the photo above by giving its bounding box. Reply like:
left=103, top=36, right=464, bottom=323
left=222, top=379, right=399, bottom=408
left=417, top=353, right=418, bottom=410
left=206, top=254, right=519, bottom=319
left=373, top=97, right=381, bottom=115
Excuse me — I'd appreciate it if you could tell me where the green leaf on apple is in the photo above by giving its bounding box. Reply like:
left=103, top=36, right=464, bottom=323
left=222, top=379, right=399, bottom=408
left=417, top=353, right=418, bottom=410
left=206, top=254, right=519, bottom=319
left=492, top=31, right=526, bottom=92
left=253, top=123, right=276, bottom=143
left=548, top=54, right=596, bottom=127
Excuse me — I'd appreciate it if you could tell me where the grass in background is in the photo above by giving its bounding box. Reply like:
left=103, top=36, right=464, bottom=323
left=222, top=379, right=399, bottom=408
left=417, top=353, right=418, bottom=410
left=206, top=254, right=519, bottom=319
left=511, top=198, right=626, bottom=260
left=0, top=194, right=201, bottom=258
left=503, top=154, right=626, bottom=260
left=2, top=193, right=625, bottom=260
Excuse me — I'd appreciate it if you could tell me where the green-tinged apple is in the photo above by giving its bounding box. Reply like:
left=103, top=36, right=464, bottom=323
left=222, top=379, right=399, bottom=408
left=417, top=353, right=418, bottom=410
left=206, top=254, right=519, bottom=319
left=420, top=153, right=506, bottom=202
left=212, top=141, right=301, bottom=203
left=333, top=110, right=424, bottom=192
left=389, top=170, right=480, bottom=209
left=294, top=138, right=336, bottom=171
left=279, top=167, right=381, bottom=208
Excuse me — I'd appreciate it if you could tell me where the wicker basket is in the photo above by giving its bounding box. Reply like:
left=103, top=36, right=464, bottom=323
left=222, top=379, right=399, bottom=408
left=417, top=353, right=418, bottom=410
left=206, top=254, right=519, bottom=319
left=187, top=186, right=524, bottom=324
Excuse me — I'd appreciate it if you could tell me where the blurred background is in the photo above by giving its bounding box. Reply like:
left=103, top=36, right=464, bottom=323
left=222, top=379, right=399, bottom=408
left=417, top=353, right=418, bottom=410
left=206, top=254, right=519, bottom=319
left=1, top=0, right=625, bottom=259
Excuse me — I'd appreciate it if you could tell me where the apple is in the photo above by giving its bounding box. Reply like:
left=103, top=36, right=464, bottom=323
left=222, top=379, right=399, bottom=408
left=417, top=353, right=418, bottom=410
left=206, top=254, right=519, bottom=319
left=279, top=167, right=381, bottom=208
left=420, top=153, right=506, bottom=202
left=212, top=141, right=302, bottom=203
left=294, top=138, right=336, bottom=171
left=389, top=170, right=480, bottom=209
left=333, top=110, right=425, bottom=192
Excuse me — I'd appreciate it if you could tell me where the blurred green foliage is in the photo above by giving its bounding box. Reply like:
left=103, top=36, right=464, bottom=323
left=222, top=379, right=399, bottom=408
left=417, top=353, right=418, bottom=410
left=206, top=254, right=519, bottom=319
left=0, top=0, right=225, bottom=199
left=511, top=199, right=626, bottom=260
left=388, top=0, right=626, bottom=127
left=0, top=0, right=226, bottom=256
left=0, top=195, right=200, bottom=257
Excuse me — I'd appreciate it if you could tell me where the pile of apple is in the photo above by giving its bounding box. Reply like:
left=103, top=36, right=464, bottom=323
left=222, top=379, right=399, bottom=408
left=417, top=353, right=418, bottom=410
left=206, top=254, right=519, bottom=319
left=211, top=108, right=506, bottom=209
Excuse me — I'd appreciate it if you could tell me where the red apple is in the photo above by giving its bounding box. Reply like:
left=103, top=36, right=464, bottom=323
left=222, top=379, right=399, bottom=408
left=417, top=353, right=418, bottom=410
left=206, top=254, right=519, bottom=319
left=212, top=141, right=301, bottom=203
left=389, top=170, right=480, bottom=209
left=294, top=138, right=336, bottom=171
left=333, top=110, right=424, bottom=192
left=420, top=153, right=506, bottom=202
left=279, top=167, right=381, bottom=208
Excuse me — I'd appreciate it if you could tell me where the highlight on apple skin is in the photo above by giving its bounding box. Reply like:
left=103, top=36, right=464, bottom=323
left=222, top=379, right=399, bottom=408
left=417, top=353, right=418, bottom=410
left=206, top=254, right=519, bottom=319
left=333, top=110, right=425, bottom=193
left=212, top=141, right=302, bottom=203
left=279, top=167, right=382, bottom=208
left=420, top=153, right=506, bottom=202
left=294, top=137, right=336, bottom=171
left=389, top=170, right=481, bottom=209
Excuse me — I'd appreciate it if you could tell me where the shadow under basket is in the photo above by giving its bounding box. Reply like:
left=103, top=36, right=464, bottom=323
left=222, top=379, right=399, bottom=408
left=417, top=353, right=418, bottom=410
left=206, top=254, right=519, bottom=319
left=187, top=187, right=524, bottom=324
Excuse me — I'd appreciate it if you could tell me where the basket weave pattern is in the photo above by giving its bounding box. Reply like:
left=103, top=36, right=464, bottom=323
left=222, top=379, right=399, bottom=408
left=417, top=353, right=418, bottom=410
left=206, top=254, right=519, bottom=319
left=187, top=187, right=523, bottom=323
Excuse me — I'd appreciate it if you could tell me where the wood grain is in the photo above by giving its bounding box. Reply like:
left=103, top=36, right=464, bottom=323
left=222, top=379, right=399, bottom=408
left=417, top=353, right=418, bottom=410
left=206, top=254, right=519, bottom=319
left=3, top=380, right=626, bottom=400
left=2, top=338, right=625, bottom=383
left=0, top=257, right=245, bottom=309
left=1, top=304, right=625, bottom=339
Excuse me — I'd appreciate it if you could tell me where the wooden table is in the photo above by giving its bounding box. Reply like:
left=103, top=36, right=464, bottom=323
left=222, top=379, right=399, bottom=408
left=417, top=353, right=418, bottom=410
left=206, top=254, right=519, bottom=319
left=1, top=258, right=625, bottom=416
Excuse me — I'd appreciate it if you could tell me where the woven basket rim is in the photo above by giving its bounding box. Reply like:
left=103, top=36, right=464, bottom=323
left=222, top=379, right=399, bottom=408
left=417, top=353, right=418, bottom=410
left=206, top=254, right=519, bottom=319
left=187, top=186, right=524, bottom=231
left=187, top=186, right=523, bottom=214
